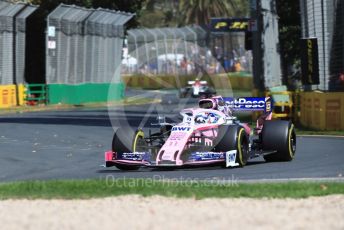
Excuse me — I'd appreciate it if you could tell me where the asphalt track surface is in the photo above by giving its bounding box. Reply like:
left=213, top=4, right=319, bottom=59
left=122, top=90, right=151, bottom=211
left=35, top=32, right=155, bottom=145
left=0, top=91, right=343, bottom=182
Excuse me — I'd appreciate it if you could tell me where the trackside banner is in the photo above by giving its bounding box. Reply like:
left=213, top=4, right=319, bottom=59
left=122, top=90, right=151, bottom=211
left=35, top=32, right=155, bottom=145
left=210, top=18, right=250, bottom=32
left=300, top=38, right=319, bottom=85
left=223, top=97, right=272, bottom=112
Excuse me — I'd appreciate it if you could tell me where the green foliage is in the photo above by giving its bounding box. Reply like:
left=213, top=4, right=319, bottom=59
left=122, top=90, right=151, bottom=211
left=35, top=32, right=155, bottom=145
left=140, top=10, right=167, bottom=28
left=91, top=0, right=144, bottom=28
left=145, top=0, right=156, bottom=12
left=139, top=0, right=179, bottom=27
left=276, top=0, right=302, bottom=84
left=139, top=0, right=248, bottom=27
left=178, top=0, right=248, bottom=26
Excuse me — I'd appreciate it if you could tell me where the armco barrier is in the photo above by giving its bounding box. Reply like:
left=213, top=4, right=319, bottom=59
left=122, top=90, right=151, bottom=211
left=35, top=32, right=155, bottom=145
left=122, top=74, right=253, bottom=90
left=26, top=84, right=46, bottom=104
left=0, top=85, right=17, bottom=108
left=18, top=84, right=26, bottom=106
left=300, top=92, right=344, bottom=130
left=0, top=84, right=29, bottom=107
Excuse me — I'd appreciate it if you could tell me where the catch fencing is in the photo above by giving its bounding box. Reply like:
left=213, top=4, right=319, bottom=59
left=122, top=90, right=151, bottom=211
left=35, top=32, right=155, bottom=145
left=126, top=26, right=207, bottom=75
left=125, top=26, right=252, bottom=76
left=0, top=1, right=37, bottom=85
left=46, top=4, right=134, bottom=84
left=208, top=32, right=252, bottom=74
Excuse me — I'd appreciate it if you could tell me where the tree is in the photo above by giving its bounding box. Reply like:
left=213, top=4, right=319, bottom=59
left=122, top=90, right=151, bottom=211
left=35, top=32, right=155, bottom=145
left=92, top=0, right=144, bottom=28
left=139, top=0, right=180, bottom=27
left=276, top=0, right=302, bottom=87
left=178, top=0, right=248, bottom=26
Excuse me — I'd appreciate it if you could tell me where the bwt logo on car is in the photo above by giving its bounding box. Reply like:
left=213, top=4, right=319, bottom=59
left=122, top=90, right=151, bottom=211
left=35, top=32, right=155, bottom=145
left=225, top=97, right=266, bottom=110
left=172, top=127, right=191, bottom=132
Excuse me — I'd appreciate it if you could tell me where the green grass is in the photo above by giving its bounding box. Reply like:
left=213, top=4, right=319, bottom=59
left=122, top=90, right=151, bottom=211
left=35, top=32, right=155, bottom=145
left=295, top=126, right=344, bottom=136
left=0, top=179, right=343, bottom=200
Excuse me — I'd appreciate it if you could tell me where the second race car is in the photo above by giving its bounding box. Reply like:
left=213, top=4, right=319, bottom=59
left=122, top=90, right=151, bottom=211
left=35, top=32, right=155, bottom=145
left=179, top=78, right=216, bottom=98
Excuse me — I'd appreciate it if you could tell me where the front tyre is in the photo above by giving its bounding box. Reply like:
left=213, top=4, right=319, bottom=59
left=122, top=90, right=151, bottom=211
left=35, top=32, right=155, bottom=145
left=112, top=128, right=145, bottom=170
left=262, top=120, right=296, bottom=162
left=215, top=125, right=249, bottom=167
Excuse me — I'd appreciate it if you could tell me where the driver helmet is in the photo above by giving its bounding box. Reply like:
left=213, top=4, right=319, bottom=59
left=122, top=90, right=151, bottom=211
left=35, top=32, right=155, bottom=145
left=208, top=113, right=218, bottom=123
left=195, top=114, right=207, bottom=124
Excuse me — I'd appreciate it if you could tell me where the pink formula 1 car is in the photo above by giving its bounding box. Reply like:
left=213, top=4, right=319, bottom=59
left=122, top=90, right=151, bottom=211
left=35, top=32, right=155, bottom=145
left=105, top=96, right=296, bottom=170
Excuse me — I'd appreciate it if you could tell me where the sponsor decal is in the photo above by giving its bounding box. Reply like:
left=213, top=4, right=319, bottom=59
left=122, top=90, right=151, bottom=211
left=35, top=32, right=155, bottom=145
left=224, top=97, right=266, bottom=111
left=172, top=126, right=192, bottom=132
left=169, top=126, right=192, bottom=141
left=226, top=150, right=239, bottom=167
left=118, top=152, right=151, bottom=161
left=189, top=152, right=225, bottom=161
left=169, top=132, right=188, bottom=141
left=264, top=97, right=273, bottom=113
left=229, top=21, right=249, bottom=30
left=265, top=100, right=271, bottom=113
left=210, top=18, right=250, bottom=32
left=301, top=38, right=319, bottom=85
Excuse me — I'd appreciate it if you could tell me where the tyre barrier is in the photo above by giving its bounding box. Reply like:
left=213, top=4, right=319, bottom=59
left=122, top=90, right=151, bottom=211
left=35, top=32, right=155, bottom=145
left=0, top=84, right=26, bottom=108
left=300, top=91, right=344, bottom=130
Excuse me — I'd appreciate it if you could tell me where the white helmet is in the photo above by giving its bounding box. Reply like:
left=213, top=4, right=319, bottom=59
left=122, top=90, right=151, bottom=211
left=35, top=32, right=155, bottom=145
left=195, top=115, right=206, bottom=124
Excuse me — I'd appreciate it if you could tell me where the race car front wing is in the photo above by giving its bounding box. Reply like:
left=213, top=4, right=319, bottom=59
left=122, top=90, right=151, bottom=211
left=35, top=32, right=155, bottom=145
left=104, top=150, right=239, bottom=168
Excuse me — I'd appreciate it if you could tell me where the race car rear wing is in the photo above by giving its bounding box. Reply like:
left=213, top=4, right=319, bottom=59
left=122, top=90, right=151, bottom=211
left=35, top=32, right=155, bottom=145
left=223, top=97, right=273, bottom=113
left=188, top=80, right=207, bottom=85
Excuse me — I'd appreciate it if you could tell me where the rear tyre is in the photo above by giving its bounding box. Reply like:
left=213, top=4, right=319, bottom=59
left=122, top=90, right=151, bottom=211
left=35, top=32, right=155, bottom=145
left=262, top=120, right=296, bottom=162
left=215, top=125, right=249, bottom=167
left=112, top=128, right=145, bottom=170
left=207, top=87, right=216, bottom=97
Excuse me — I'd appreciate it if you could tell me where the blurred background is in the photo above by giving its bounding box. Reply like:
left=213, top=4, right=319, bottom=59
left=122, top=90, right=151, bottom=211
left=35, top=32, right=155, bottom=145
left=0, top=0, right=343, bottom=131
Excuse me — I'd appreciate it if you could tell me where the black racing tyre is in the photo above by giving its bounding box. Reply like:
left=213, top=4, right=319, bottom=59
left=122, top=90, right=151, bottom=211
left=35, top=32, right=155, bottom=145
left=112, top=128, right=145, bottom=170
left=215, top=125, right=249, bottom=167
left=262, top=120, right=296, bottom=162
left=208, top=87, right=216, bottom=96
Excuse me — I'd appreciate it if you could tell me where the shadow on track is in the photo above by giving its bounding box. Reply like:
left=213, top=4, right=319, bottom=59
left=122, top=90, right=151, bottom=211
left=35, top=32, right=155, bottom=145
left=0, top=110, right=162, bottom=127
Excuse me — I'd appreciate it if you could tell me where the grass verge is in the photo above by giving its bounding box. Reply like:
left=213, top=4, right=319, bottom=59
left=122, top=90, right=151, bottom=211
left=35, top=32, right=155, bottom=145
left=295, top=126, right=344, bottom=136
left=0, top=179, right=343, bottom=200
